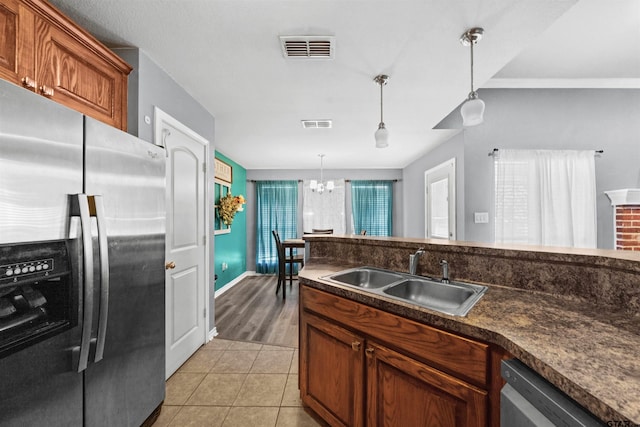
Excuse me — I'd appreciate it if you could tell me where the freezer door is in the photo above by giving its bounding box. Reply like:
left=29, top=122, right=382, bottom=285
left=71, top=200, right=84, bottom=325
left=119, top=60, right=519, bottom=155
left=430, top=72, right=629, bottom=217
left=0, top=80, right=83, bottom=244
left=0, top=81, right=84, bottom=425
left=83, top=117, right=166, bottom=426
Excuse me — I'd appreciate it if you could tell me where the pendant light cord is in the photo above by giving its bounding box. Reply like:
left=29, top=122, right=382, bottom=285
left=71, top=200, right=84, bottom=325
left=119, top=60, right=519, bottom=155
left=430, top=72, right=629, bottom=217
left=380, top=81, right=384, bottom=124
left=470, top=39, right=475, bottom=95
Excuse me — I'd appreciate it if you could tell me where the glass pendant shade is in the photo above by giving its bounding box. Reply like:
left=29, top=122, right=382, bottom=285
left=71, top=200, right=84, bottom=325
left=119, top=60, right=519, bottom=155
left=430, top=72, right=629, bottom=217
left=310, top=155, right=334, bottom=194
left=461, top=96, right=485, bottom=126
left=375, top=124, right=389, bottom=148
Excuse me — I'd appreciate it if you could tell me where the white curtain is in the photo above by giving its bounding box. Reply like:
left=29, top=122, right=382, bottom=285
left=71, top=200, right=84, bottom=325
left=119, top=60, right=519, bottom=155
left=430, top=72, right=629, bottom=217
left=302, top=179, right=346, bottom=234
left=495, top=149, right=597, bottom=248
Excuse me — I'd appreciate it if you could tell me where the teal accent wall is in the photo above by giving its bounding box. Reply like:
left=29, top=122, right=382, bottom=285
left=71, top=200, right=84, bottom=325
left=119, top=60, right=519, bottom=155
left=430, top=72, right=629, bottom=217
left=214, top=152, right=247, bottom=291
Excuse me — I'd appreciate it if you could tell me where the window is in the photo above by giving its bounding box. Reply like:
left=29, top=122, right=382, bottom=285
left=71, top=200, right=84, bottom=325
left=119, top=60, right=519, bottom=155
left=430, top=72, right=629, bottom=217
left=351, top=180, right=393, bottom=236
left=494, top=149, right=597, bottom=248
left=255, top=180, right=298, bottom=273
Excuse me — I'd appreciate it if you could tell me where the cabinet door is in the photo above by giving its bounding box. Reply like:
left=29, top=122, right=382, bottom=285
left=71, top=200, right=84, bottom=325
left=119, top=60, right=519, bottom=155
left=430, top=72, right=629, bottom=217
left=300, top=312, right=365, bottom=427
left=34, top=16, right=127, bottom=129
left=0, top=0, right=35, bottom=87
left=366, top=341, right=487, bottom=427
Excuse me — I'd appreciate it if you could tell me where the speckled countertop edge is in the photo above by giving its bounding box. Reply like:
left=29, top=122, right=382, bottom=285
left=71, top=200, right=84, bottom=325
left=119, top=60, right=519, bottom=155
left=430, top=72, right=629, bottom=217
left=299, top=261, right=640, bottom=424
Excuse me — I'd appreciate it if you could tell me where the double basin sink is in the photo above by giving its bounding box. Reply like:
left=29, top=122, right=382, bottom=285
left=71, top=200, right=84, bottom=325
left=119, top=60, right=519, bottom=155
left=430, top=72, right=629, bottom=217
left=322, top=267, right=487, bottom=317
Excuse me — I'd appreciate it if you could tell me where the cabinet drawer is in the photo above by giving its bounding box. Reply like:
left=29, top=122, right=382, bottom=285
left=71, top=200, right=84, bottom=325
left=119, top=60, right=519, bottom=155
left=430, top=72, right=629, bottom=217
left=301, top=286, right=489, bottom=387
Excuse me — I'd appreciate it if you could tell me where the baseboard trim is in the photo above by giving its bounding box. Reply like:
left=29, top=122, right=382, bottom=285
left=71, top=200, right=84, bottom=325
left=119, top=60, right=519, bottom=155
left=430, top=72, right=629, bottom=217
left=208, top=327, right=218, bottom=341
left=214, top=271, right=256, bottom=298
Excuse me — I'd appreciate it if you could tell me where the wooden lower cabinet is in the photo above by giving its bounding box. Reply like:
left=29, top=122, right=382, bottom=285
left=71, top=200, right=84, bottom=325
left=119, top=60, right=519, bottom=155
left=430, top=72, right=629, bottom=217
left=300, top=285, right=492, bottom=427
left=366, top=341, right=486, bottom=427
left=300, top=312, right=365, bottom=427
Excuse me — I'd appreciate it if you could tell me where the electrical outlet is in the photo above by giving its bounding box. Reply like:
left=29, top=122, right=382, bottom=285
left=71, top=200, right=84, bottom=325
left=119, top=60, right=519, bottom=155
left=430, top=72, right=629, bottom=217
left=221, top=262, right=228, bottom=271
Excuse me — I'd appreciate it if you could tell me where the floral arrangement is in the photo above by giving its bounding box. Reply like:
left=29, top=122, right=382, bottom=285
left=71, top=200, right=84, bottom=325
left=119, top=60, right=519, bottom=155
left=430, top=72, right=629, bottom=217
left=218, top=193, right=246, bottom=226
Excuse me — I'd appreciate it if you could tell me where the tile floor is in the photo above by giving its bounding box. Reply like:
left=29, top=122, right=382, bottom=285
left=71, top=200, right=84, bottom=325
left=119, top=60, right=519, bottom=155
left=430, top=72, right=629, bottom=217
left=153, top=338, right=327, bottom=427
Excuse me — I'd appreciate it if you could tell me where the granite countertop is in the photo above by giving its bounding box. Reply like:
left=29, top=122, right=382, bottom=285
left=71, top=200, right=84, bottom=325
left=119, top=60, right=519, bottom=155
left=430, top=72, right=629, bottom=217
left=299, top=261, right=640, bottom=424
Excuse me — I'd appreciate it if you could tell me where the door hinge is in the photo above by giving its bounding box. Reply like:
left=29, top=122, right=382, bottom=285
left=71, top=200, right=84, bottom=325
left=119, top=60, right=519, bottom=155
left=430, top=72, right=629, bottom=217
left=203, top=235, right=207, bottom=245
left=202, top=162, right=207, bottom=173
left=203, top=308, right=207, bottom=318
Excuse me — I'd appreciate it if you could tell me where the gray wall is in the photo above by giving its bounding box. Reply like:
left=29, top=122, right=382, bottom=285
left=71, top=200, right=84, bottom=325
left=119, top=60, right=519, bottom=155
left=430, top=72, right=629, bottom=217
left=245, top=168, right=403, bottom=271
left=114, top=48, right=218, bottom=332
left=404, top=88, right=640, bottom=249
left=402, top=133, right=465, bottom=239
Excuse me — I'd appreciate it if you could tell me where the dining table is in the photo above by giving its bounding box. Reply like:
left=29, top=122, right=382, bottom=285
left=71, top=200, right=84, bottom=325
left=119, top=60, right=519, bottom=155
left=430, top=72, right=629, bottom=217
left=282, top=238, right=305, bottom=289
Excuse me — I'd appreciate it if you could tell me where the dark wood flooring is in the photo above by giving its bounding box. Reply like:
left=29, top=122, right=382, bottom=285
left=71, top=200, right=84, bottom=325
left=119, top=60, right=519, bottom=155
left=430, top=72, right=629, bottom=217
left=214, top=274, right=299, bottom=348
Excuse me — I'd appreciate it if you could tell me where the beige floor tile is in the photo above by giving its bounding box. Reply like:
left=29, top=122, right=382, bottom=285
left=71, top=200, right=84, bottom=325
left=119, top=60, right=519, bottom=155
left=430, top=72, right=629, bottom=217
left=221, top=407, right=279, bottom=427
left=251, top=350, right=294, bottom=374
left=151, top=405, right=181, bottom=426
left=167, top=406, right=229, bottom=427
left=210, top=350, right=259, bottom=373
left=227, top=341, right=263, bottom=351
left=186, top=373, right=247, bottom=406
left=233, top=373, right=288, bottom=406
left=261, top=344, right=293, bottom=351
left=280, top=375, right=302, bottom=407
left=179, top=350, right=224, bottom=373
left=289, top=350, right=299, bottom=374
left=275, top=407, right=325, bottom=427
left=165, top=373, right=206, bottom=405
left=205, top=338, right=234, bottom=351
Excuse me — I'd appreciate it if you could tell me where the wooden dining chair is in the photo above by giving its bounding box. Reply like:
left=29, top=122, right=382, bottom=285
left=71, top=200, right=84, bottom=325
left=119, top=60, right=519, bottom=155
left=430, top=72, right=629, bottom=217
left=272, top=230, right=304, bottom=299
left=311, top=228, right=333, bottom=234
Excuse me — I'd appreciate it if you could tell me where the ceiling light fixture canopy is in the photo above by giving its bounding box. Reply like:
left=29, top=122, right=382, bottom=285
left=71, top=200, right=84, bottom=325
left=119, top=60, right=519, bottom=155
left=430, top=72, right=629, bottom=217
left=374, top=74, right=389, bottom=148
left=460, top=27, right=485, bottom=127
left=310, top=154, right=334, bottom=194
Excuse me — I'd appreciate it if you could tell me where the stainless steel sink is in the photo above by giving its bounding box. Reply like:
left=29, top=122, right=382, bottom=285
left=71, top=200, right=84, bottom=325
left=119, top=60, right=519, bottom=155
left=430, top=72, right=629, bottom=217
left=383, top=278, right=487, bottom=316
left=322, top=267, right=487, bottom=316
left=326, top=267, right=404, bottom=289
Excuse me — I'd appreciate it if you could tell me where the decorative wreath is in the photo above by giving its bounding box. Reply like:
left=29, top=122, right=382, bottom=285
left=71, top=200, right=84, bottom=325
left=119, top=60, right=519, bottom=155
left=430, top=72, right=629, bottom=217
left=218, top=193, right=246, bottom=226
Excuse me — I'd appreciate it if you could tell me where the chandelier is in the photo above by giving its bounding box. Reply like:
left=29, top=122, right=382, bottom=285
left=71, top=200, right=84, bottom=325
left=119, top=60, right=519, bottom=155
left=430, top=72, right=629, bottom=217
left=310, top=154, right=334, bottom=194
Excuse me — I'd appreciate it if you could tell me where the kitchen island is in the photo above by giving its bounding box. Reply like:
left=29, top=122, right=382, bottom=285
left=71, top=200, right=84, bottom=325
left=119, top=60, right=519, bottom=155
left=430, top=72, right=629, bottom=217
left=298, top=235, right=640, bottom=425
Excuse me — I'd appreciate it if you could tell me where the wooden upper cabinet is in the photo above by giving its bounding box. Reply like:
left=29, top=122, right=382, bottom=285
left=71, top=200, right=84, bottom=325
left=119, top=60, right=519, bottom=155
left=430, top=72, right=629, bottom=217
left=0, top=0, right=131, bottom=130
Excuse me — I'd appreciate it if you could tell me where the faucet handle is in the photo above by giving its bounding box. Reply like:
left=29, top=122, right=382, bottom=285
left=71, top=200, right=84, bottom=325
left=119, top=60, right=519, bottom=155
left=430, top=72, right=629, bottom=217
left=439, top=259, right=448, bottom=265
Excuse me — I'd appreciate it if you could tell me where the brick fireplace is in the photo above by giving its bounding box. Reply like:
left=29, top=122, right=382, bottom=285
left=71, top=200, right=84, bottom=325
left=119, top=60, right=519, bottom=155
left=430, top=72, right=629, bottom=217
left=605, top=189, right=640, bottom=251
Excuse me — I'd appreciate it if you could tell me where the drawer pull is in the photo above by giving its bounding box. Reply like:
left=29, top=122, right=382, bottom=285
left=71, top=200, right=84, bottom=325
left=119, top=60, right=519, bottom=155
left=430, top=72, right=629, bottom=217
left=351, top=341, right=361, bottom=351
left=40, top=85, right=54, bottom=97
left=22, top=76, right=37, bottom=89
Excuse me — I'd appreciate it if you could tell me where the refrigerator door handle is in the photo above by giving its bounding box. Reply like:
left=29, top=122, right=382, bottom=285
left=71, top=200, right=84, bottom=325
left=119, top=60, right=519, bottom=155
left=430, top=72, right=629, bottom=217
left=91, top=195, right=109, bottom=363
left=72, top=194, right=94, bottom=373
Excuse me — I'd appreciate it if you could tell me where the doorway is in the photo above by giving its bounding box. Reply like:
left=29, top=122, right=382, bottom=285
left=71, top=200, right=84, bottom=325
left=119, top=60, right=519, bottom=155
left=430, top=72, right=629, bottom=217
left=155, top=108, right=210, bottom=378
left=424, top=158, right=456, bottom=240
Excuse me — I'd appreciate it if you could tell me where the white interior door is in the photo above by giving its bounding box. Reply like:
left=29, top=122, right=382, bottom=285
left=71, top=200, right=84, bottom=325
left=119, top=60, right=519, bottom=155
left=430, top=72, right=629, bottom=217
left=425, top=158, right=456, bottom=240
left=155, top=108, right=209, bottom=379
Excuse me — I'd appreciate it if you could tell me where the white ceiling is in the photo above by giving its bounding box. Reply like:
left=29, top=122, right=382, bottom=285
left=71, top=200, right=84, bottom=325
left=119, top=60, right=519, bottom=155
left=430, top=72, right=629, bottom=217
left=49, top=0, right=640, bottom=170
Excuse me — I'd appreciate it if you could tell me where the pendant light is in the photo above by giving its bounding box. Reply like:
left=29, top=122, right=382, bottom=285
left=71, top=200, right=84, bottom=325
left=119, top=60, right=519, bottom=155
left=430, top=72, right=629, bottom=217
left=374, top=74, right=389, bottom=148
left=309, top=154, right=334, bottom=194
left=459, top=27, right=485, bottom=127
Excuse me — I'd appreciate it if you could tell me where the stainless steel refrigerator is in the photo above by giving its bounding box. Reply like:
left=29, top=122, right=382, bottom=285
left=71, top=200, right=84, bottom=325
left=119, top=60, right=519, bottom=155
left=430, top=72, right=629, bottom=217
left=0, top=79, right=166, bottom=426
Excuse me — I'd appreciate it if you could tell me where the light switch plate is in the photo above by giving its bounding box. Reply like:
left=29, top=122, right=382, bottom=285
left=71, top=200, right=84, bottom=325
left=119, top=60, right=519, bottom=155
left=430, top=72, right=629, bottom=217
left=474, top=212, right=489, bottom=224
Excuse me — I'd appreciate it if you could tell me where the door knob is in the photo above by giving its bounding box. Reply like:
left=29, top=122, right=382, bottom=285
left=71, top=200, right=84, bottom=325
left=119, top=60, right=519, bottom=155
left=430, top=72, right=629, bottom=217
left=165, top=261, right=176, bottom=270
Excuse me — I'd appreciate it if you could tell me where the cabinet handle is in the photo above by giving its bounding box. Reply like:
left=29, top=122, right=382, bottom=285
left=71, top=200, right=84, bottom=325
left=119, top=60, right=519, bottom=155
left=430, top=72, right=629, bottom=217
left=165, top=261, right=176, bottom=270
left=39, top=85, right=54, bottom=97
left=22, top=76, right=37, bottom=90
left=351, top=341, right=361, bottom=351
left=365, top=347, right=375, bottom=358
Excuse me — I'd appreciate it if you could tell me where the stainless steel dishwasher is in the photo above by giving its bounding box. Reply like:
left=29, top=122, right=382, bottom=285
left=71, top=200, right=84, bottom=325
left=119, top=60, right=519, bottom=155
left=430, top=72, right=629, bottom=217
left=501, top=359, right=605, bottom=426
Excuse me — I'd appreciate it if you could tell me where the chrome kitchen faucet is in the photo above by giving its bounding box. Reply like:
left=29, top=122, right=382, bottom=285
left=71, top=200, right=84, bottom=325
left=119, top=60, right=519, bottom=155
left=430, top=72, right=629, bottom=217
left=409, top=247, right=425, bottom=275
left=440, top=260, right=450, bottom=283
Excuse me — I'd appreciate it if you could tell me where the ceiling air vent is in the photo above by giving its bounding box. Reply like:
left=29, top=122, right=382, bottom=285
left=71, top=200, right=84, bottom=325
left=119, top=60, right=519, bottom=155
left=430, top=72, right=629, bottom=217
left=301, top=120, right=332, bottom=129
left=280, top=36, right=334, bottom=59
